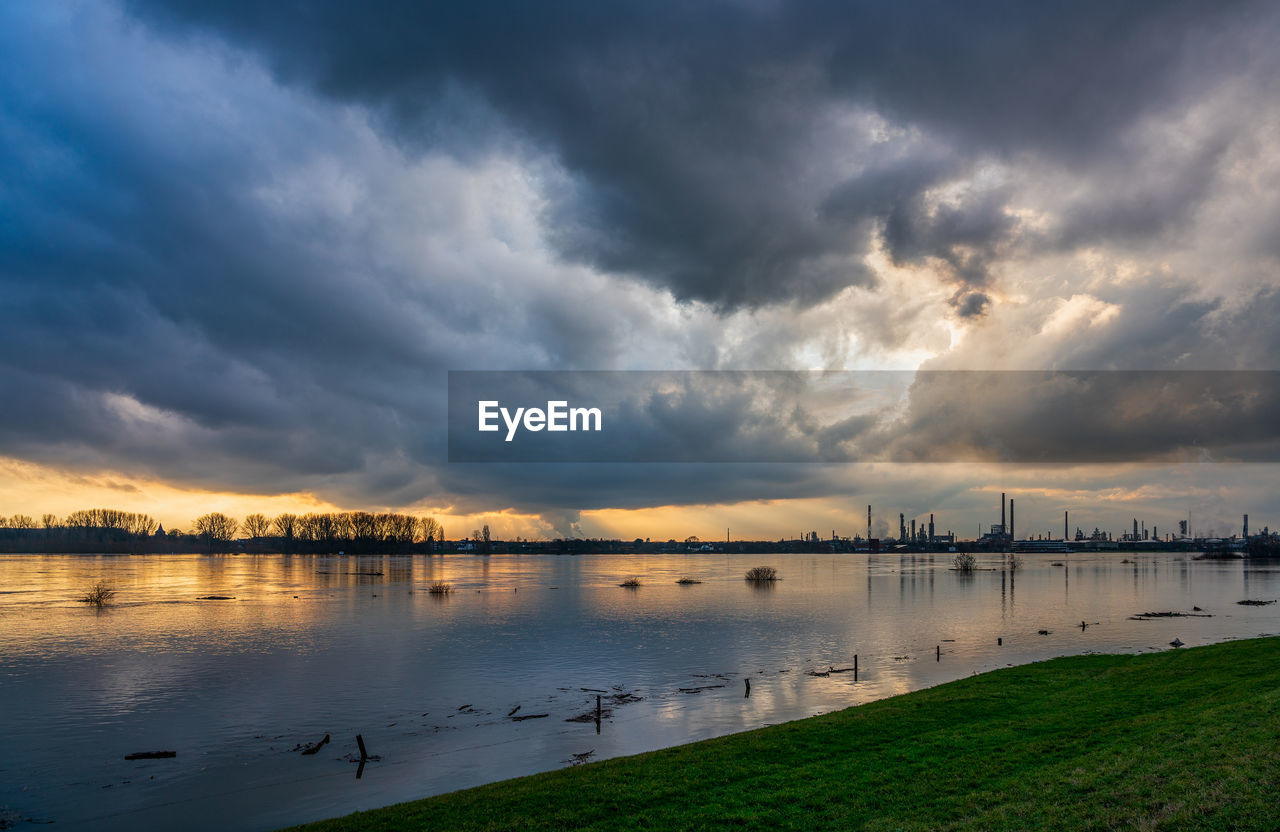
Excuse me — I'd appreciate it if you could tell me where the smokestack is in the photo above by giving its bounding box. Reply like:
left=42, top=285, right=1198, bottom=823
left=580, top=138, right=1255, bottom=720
left=929, top=513, right=935, bottom=542
left=1065, top=510, right=1069, bottom=542
left=900, top=513, right=906, bottom=541
left=1010, top=498, right=1015, bottom=542
left=1244, top=514, right=1249, bottom=538
left=911, top=518, right=916, bottom=541
left=867, top=505, right=872, bottom=542
left=1001, top=492, right=1006, bottom=531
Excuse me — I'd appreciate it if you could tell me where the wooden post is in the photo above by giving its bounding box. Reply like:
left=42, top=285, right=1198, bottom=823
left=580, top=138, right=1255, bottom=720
left=356, top=734, right=369, bottom=761
left=854, top=654, right=858, bottom=672
left=595, top=695, right=602, bottom=734
left=936, top=644, right=940, bottom=661
left=744, top=678, right=751, bottom=697
left=998, top=637, right=1003, bottom=646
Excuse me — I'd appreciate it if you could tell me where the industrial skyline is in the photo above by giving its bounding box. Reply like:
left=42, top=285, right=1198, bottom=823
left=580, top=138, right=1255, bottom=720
left=3, top=2, right=1280, bottom=540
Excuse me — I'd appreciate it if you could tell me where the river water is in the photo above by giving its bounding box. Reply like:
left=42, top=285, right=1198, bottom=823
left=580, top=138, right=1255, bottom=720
left=1, top=551, right=1278, bottom=830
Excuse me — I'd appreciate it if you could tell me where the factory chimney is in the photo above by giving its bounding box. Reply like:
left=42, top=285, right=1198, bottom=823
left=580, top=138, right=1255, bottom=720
left=928, top=513, right=935, bottom=543
left=900, top=513, right=906, bottom=541
left=1010, top=499, right=1015, bottom=543
left=1064, top=510, right=1069, bottom=542
left=867, top=505, right=872, bottom=542
left=1244, top=514, right=1249, bottom=538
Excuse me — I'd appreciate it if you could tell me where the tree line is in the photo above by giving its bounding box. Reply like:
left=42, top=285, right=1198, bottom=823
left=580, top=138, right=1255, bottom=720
left=0, top=508, right=445, bottom=554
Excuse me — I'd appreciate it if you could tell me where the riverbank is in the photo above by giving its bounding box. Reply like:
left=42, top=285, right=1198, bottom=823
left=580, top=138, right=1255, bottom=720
left=289, top=637, right=1280, bottom=831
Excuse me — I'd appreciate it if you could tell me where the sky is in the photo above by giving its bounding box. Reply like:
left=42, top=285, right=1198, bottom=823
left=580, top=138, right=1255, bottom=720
left=2, top=0, right=1279, bottom=540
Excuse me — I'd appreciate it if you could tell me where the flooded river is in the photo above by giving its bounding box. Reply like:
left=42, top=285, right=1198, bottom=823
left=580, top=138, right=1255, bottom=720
left=1, top=551, right=1278, bottom=830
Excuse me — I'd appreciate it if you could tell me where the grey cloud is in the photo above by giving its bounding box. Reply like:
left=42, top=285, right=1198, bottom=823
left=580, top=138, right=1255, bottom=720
left=952, top=292, right=990, bottom=319
left=125, top=0, right=1275, bottom=309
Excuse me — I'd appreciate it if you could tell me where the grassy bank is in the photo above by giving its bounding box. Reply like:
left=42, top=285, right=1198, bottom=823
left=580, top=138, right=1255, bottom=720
left=290, top=638, right=1280, bottom=831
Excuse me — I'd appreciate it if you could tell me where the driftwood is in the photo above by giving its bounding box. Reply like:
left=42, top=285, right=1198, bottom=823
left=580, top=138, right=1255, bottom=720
left=197, top=595, right=234, bottom=600
left=1238, top=599, right=1276, bottom=606
left=512, top=713, right=549, bottom=721
left=678, top=684, right=725, bottom=693
left=507, top=705, right=521, bottom=716
left=124, top=750, right=176, bottom=760
left=300, top=733, right=330, bottom=755
left=607, top=692, right=643, bottom=704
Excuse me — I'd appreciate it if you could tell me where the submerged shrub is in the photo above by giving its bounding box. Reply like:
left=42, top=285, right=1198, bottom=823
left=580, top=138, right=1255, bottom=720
left=745, top=566, right=778, bottom=582
left=676, top=577, right=702, bottom=585
left=952, top=553, right=977, bottom=573
left=619, top=577, right=642, bottom=588
left=427, top=581, right=452, bottom=595
left=79, top=581, right=116, bottom=607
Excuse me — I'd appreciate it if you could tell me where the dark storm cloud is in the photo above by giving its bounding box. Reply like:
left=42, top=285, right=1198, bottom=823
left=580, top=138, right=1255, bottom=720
left=126, top=0, right=1272, bottom=308
left=3, top=0, right=1280, bottom=529
left=952, top=292, right=990, bottom=319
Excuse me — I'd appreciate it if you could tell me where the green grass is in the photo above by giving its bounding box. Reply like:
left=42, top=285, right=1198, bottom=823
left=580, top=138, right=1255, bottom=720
left=288, top=638, right=1280, bottom=831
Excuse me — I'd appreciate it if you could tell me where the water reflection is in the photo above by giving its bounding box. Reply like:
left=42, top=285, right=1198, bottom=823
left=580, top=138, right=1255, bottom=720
left=0, top=551, right=1277, bottom=830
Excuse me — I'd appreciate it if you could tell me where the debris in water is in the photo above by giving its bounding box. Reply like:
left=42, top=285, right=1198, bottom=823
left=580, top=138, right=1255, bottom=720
left=124, top=750, right=176, bottom=760
left=298, top=734, right=330, bottom=755
left=608, top=691, right=644, bottom=704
